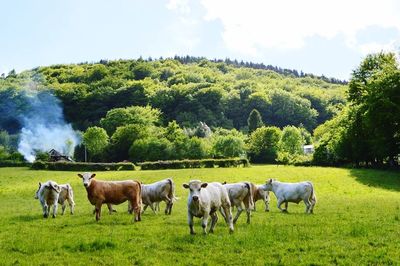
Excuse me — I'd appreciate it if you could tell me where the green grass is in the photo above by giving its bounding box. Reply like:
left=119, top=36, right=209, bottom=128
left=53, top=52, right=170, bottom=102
left=0, top=165, right=399, bottom=265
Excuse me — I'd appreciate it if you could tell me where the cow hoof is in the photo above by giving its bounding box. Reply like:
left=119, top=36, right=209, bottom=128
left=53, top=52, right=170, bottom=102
left=43, top=214, right=48, bottom=218
left=229, top=229, right=234, bottom=234
left=190, top=232, right=196, bottom=235
left=282, top=209, right=288, bottom=213
left=52, top=215, right=56, bottom=218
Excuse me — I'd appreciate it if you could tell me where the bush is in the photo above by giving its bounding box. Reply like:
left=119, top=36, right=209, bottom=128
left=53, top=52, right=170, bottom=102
left=0, top=160, right=31, bottom=167
left=31, top=161, right=135, bottom=171
left=138, top=158, right=249, bottom=170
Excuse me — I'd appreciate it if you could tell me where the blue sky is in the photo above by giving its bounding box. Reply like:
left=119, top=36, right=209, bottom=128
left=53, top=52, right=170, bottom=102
left=1, top=0, right=400, bottom=80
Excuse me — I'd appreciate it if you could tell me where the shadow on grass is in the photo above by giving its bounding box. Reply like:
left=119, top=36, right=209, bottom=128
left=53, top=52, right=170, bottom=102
left=15, top=214, right=42, bottom=222
left=350, top=168, right=400, bottom=192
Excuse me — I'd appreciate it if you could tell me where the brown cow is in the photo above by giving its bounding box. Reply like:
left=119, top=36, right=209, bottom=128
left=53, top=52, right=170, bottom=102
left=250, top=183, right=270, bottom=212
left=78, top=172, right=142, bottom=222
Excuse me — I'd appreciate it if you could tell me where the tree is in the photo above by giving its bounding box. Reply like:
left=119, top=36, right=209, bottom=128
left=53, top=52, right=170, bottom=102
left=212, top=135, right=245, bottom=158
left=83, top=127, right=109, bottom=161
left=100, top=105, right=161, bottom=135
left=129, top=137, right=172, bottom=162
left=247, top=109, right=264, bottom=133
left=247, top=126, right=281, bottom=163
left=279, top=126, right=304, bottom=155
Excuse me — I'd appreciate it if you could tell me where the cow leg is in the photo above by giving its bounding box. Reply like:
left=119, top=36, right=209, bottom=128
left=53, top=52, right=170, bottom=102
left=107, top=203, right=116, bottom=214
left=42, top=203, right=48, bottom=218
left=219, top=207, right=227, bottom=220
left=142, top=204, right=148, bottom=214
left=243, top=200, right=251, bottom=224
left=52, top=203, right=58, bottom=218
left=188, top=212, right=195, bottom=235
left=277, top=198, right=287, bottom=212
left=61, top=202, right=66, bottom=215
left=264, top=199, right=270, bottom=212
left=68, top=198, right=75, bottom=214
left=233, top=203, right=243, bottom=224
left=284, top=201, right=288, bottom=212
left=222, top=205, right=234, bottom=233
left=148, top=203, right=157, bottom=214
left=201, top=212, right=210, bottom=235
left=95, top=202, right=102, bottom=221
left=303, top=199, right=311, bottom=214
left=209, top=212, right=218, bottom=233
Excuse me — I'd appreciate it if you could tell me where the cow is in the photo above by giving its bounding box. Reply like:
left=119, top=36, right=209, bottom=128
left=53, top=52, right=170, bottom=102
left=223, top=182, right=254, bottom=224
left=261, top=178, right=316, bottom=213
left=250, top=183, right=270, bottom=212
left=140, top=178, right=177, bottom=215
left=57, top=183, right=75, bottom=215
left=183, top=180, right=234, bottom=235
left=78, top=172, right=142, bottom=222
left=35, top=180, right=61, bottom=218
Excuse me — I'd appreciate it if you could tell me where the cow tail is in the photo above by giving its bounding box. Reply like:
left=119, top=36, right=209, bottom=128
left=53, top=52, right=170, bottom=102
left=167, top=178, right=178, bottom=202
left=136, top=180, right=142, bottom=210
left=245, top=182, right=254, bottom=210
left=308, top=181, right=316, bottom=203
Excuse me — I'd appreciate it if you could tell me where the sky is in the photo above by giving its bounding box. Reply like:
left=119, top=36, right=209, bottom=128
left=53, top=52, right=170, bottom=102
left=1, top=0, right=400, bottom=80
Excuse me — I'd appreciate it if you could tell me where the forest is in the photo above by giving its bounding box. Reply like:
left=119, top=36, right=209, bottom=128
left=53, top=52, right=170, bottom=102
left=0, top=53, right=398, bottom=166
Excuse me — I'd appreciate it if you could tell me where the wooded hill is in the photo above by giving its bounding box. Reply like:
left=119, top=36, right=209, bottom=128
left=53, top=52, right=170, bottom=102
left=0, top=56, right=347, bottom=134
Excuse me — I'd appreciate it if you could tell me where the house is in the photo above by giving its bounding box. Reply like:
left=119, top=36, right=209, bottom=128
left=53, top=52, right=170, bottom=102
left=303, top=145, right=314, bottom=154
left=48, top=149, right=73, bottom=162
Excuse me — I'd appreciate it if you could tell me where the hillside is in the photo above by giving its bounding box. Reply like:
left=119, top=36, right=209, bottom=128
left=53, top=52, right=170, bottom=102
left=0, top=57, right=346, bottom=133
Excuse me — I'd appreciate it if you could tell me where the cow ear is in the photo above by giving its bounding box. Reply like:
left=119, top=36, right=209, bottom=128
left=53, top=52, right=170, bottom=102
left=54, top=185, right=61, bottom=193
left=183, top=183, right=189, bottom=189
left=201, top=183, right=208, bottom=188
left=90, top=173, right=96, bottom=179
left=78, top=174, right=83, bottom=179
left=222, top=181, right=227, bottom=185
left=38, top=182, right=41, bottom=187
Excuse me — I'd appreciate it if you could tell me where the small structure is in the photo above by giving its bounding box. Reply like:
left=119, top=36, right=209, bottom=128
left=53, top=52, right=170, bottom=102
left=48, top=149, right=73, bottom=162
left=303, top=145, right=314, bottom=154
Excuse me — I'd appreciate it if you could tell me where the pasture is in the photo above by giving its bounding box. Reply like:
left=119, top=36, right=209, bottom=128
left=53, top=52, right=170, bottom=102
left=0, top=165, right=399, bottom=265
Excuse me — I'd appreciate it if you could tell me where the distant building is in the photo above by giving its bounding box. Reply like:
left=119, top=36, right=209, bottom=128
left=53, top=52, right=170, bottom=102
left=303, top=144, right=314, bottom=154
left=48, top=149, right=73, bottom=162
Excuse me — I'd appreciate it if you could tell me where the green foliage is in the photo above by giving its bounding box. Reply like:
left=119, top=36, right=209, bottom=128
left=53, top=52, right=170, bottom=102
left=34, top=151, right=50, bottom=162
left=138, top=158, right=249, bottom=170
left=82, top=127, right=109, bottom=160
left=185, top=137, right=210, bottom=159
left=31, top=161, right=135, bottom=171
left=131, top=62, right=154, bottom=80
left=130, top=137, right=173, bottom=162
left=279, top=126, right=304, bottom=155
left=247, top=109, right=264, bottom=133
left=211, top=130, right=246, bottom=158
left=100, top=105, right=160, bottom=135
left=247, top=126, right=281, bottom=163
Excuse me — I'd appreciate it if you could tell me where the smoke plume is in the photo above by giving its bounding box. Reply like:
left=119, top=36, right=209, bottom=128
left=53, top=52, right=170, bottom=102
left=16, top=89, right=80, bottom=162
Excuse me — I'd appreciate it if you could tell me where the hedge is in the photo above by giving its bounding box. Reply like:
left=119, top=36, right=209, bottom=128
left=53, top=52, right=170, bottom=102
left=31, top=161, right=135, bottom=171
left=137, top=158, right=250, bottom=170
left=0, top=160, right=31, bottom=167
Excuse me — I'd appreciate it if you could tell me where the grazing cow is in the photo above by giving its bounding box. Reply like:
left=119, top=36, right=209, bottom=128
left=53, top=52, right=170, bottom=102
left=250, top=183, right=270, bottom=212
left=57, top=183, right=75, bottom=215
left=183, top=180, right=234, bottom=235
left=78, top=172, right=142, bottom=222
left=35, top=180, right=61, bottom=218
left=223, top=182, right=254, bottom=224
left=261, top=179, right=316, bottom=213
left=140, top=178, right=177, bottom=215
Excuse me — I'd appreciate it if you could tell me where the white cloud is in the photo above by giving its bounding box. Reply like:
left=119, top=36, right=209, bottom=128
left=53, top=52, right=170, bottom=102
left=200, top=0, right=400, bottom=55
left=166, top=0, right=191, bottom=15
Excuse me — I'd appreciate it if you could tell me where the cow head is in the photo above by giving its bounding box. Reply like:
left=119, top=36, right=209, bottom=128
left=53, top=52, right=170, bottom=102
left=35, top=182, right=41, bottom=199
left=261, top=178, right=276, bottom=191
left=183, top=180, right=208, bottom=202
left=78, top=172, right=96, bottom=188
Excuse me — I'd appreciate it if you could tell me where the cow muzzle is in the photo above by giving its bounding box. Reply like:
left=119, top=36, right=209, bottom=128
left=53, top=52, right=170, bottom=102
left=192, top=196, right=199, bottom=201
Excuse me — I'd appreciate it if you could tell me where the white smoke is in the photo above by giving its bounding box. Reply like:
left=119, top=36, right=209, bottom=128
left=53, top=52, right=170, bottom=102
left=17, top=89, right=80, bottom=162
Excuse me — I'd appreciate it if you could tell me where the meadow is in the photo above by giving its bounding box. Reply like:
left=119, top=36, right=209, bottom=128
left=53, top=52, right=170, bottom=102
left=0, top=165, right=399, bottom=265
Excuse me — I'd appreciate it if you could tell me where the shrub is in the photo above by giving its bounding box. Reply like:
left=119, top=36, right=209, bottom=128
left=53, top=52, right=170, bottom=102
left=31, top=161, right=135, bottom=171
left=138, top=158, right=249, bottom=170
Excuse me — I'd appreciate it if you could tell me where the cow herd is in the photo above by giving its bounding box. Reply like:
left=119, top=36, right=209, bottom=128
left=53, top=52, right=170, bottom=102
left=35, top=173, right=317, bottom=235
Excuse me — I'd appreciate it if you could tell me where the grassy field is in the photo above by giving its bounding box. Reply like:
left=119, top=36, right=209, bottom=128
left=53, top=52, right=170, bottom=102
left=0, top=165, right=399, bottom=265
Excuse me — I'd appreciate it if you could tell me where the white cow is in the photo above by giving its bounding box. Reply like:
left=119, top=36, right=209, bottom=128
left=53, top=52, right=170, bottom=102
left=223, top=182, right=254, bottom=224
left=57, top=184, right=75, bottom=215
left=261, top=179, right=316, bottom=213
left=183, top=180, right=234, bottom=235
left=35, top=180, right=61, bottom=218
left=250, top=183, right=270, bottom=212
left=129, top=178, right=177, bottom=215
